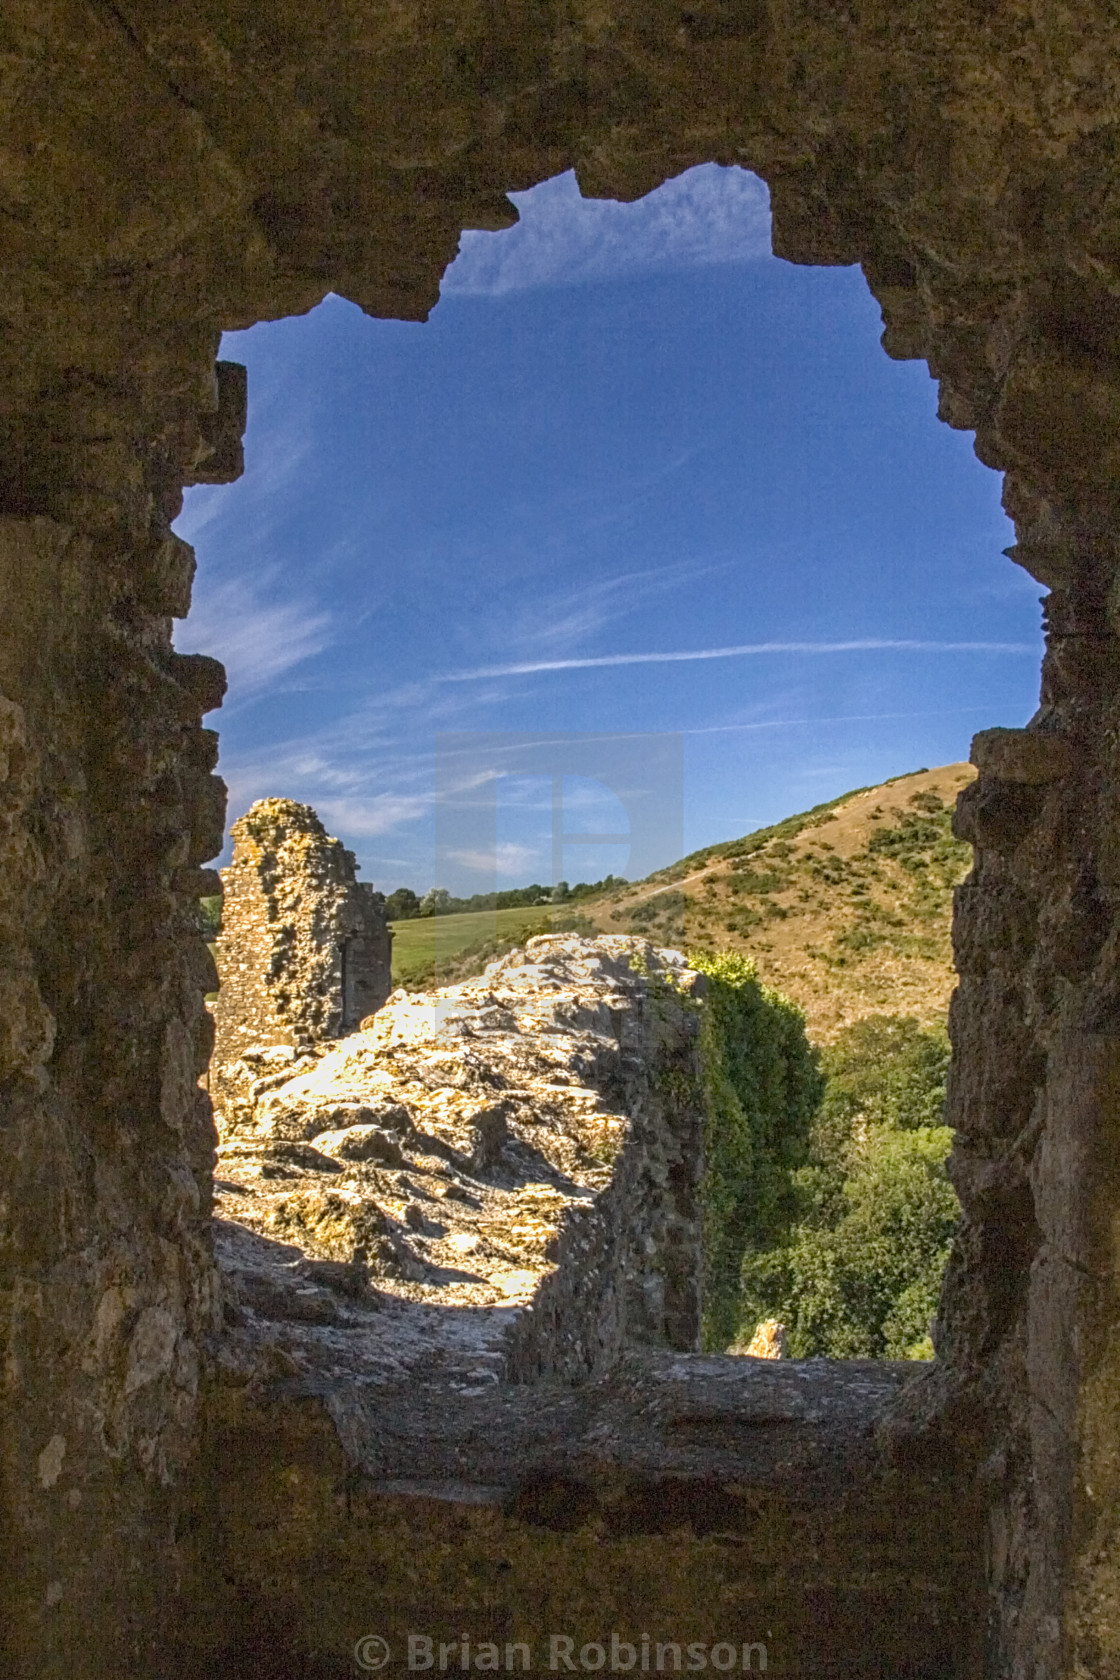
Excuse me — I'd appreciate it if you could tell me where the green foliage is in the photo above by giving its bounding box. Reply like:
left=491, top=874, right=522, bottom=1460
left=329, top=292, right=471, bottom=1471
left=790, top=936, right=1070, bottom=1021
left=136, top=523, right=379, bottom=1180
left=739, top=1014, right=958, bottom=1359
left=833, top=923, right=887, bottom=953
left=865, top=792, right=970, bottom=882
left=691, top=951, right=824, bottom=1351
left=722, top=906, right=762, bottom=934
left=817, top=1013, right=950, bottom=1140
left=868, top=814, right=945, bottom=857
left=199, top=894, right=222, bottom=940
left=419, top=887, right=453, bottom=917
left=384, top=886, right=421, bottom=920
left=805, top=851, right=849, bottom=885
left=569, top=874, right=626, bottom=902
left=728, top=868, right=787, bottom=895
left=625, top=890, right=686, bottom=938
left=743, top=1128, right=957, bottom=1358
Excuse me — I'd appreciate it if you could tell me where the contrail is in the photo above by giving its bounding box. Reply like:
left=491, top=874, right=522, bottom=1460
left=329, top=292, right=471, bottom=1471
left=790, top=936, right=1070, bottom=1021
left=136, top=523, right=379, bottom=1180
left=444, top=638, right=1039, bottom=681
left=684, top=704, right=998, bottom=735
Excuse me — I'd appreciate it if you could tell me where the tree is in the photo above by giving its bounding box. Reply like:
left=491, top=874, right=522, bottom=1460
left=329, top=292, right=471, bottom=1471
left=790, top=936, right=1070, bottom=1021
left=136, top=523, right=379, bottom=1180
left=418, top=887, right=452, bottom=917
left=742, top=1125, right=957, bottom=1357
left=738, top=1014, right=958, bottom=1359
left=690, top=951, right=823, bottom=1351
left=816, top=1013, right=950, bottom=1135
left=384, top=887, right=421, bottom=921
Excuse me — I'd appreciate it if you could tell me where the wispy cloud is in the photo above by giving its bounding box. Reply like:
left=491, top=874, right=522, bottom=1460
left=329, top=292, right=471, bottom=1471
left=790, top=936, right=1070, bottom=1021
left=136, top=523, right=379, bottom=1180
left=445, top=842, right=545, bottom=878
left=315, top=794, right=432, bottom=837
left=444, top=637, right=1039, bottom=681
left=174, top=574, right=332, bottom=699
left=505, top=556, right=732, bottom=660
left=441, top=166, right=772, bottom=297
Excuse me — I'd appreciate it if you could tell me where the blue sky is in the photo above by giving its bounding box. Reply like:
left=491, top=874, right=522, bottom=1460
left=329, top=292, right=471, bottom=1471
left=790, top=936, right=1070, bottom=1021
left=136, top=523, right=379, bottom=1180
left=175, top=166, right=1043, bottom=896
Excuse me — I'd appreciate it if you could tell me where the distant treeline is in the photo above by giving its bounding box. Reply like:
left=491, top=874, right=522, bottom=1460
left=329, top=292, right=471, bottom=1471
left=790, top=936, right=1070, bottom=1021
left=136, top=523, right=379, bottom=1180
left=385, top=876, right=626, bottom=921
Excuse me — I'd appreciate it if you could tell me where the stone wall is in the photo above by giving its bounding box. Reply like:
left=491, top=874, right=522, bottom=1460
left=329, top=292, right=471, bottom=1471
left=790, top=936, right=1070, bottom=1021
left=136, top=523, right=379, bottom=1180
left=182, top=1355, right=983, bottom=1679
left=211, top=798, right=392, bottom=1128
left=191, top=936, right=979, bottom=1675
left=0, top=510, right=229, bottom=1674
left=5, top=1, right=1120, bottom=1672
left=211, top=935, right=704, bottom=1385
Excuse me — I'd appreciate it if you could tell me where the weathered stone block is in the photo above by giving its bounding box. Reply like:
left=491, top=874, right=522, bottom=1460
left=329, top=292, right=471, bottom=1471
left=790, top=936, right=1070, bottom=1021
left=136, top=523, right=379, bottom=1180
left=970, top=727, right=1077, bottom=785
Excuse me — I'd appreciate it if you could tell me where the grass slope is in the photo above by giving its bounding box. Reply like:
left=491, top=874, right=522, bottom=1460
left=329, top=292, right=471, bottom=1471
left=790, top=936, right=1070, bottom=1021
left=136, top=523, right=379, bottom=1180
left=581, top=763, right=976, bottom=1042
left=390, top=904, right=596, bottom=989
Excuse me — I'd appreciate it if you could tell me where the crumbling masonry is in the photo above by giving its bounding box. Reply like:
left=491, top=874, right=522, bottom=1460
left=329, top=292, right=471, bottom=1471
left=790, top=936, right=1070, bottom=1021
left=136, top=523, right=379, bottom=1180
left=4, top=3, right=1120, bottom=1675
left=211, top=797, right=392, bottom=1126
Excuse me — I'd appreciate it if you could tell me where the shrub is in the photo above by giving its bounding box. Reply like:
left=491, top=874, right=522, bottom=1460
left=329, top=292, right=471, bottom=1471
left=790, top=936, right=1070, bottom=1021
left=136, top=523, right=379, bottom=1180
left=739, top=1014, right=958, bottom=1359
left=742, top=1126, right=957, bottom=1358
left=728, top=868, right=787, bottom=895
left=626, top=891, right=685, bottom=935
left=816, top=1013, right=950, bottom=1138
left=691, top=951, right=823, bottom=1350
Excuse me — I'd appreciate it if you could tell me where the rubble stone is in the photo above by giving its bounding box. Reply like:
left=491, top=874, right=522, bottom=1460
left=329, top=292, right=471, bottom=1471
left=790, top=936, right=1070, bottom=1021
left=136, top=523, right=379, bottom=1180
left=740, top=1319, right=788, bottom=1359
left=212, top=935, right=705, bottom=1382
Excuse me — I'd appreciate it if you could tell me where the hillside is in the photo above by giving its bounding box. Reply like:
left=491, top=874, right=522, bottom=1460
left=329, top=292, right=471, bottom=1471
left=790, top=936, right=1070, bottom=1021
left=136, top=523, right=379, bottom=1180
left=581, top=763, right=976, bottom=1041
left=389, top=764, right=976, bottom=1039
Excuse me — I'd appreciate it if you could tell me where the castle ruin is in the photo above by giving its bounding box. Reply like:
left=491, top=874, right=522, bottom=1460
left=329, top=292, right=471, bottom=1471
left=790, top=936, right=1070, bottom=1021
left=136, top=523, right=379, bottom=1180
left=3, top=3, right=1120, bottom=1674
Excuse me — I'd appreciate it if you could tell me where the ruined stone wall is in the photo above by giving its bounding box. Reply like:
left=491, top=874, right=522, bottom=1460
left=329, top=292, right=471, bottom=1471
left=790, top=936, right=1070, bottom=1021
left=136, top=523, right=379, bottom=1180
left=212, top=935, right=703, bottom=1384
left=0, top=511, right=229, bottom=1675
left=212, top=798, right=392, bottom=1128
left=5, top=1, right=1120, bottom=1672
left=191, top=937, right=982, bottom=1676
left=918, top=640, right=1120, bottom=1672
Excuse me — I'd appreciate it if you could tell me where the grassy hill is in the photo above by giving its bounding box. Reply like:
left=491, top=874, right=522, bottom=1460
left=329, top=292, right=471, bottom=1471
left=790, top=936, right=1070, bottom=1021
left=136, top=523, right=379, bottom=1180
left=390, top=763, right=976, bottom=1039
left=582, top=763, right=975, bottom=1041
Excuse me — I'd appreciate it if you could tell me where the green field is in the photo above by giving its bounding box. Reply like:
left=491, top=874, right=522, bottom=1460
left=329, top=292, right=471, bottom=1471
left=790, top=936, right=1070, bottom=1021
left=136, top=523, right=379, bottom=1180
left=390, top=904, right=591, bottom=989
